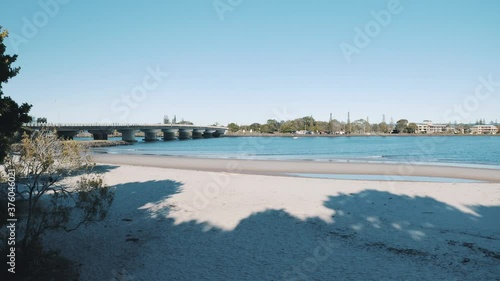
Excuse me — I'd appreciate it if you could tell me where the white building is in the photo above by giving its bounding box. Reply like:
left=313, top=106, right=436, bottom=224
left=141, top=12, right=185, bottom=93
left=416, top=120, right=448, bottom=134
left=471, top=125, right=498, bottom=134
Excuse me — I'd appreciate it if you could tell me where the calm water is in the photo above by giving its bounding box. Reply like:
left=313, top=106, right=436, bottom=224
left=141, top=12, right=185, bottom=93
left=89, top=136, right=500, bottom=169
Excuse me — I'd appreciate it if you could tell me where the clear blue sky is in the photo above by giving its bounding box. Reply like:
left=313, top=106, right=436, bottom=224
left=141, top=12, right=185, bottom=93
left=1, top=0, right=499, bottom=125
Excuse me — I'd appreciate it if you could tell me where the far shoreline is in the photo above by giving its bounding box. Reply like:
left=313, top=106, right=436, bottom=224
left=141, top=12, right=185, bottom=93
left=222, top=133, right=500, bottom=138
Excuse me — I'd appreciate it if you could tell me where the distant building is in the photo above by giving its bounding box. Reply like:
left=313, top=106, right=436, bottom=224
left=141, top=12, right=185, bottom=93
left=471, top=125, right=498, bottom=134
left=416, top=120, right=447, bottom=134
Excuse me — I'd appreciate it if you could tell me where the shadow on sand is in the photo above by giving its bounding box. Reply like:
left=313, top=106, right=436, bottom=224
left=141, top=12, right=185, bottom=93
left=50, top=179, right=500, bottom=281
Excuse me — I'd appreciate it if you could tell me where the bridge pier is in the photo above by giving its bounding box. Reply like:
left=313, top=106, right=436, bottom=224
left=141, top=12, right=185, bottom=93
left=192, top=129, right=205, bottom=139
left=88, top=130, right=113, bottom=140
left=203, top=129, right=216, bottom=138
left=118, top=129, right=137, bottom=142
left=142, top=129, right=159, bottom=141
left=161, top=128, right=178, bottom=141
left=213, top=129, right=226, bottom=138
left=178, top=129, right=192, bottom=140
left=57, top=130, right=79, bottom=140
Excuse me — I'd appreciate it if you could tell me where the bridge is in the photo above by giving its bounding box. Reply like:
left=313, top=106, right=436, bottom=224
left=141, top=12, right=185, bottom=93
left=23, top=123, right=227, bottom=142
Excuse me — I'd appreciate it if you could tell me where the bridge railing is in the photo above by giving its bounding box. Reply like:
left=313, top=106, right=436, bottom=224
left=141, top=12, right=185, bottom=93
left=23, top=123, right=227, bottom=129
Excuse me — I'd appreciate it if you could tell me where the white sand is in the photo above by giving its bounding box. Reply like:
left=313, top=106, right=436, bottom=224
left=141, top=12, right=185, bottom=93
left=92, top=154, right=500, bottom=182
left=44, top=163, right=500, bottom=280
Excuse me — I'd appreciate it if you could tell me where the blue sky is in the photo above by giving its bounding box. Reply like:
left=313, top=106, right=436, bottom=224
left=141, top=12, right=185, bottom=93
left=1, top=0, right=499, bottom=125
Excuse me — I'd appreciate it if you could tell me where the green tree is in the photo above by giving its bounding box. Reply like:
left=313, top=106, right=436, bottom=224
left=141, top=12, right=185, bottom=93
left=36, top=117, right=47, bottom=123
left=315, top=121, right=329, bottom=132
left=395, top=119, right=409, bottom=134
left=280, top=121, right=298, bottom=133
left=266, top=119, right=280, bottom=133
left=249, top=123, right=261, bottom=132
left=0, top=27, right=32, bottom=163
left=260, top=124, right=272, bottom=133
left=329, top=119, right=342, bottom=133
left=302, top=116, right=316, bottom=130
left=378, top=122, right=389, bottom=133
left=406, top=123, right=418, bottom=134
left=227, top=123, right=240, bottom=133
left=178, top=119, right=193, bottom=125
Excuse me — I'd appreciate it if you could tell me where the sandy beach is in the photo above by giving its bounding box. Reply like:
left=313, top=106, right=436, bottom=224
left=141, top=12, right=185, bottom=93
left=93, top=154, right=500, bottom=182
left=44, top=155, right=500, bottom=280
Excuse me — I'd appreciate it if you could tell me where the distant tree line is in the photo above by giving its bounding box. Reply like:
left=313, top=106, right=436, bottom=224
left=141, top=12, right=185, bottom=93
left=227, top=116, right=498, bottom=135
left=163, top=115, right=193, bottom=125
left=228, top=116, right=395, bottom=134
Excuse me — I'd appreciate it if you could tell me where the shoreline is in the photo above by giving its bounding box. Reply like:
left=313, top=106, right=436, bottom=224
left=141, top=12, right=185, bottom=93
left=92, top=153, right=500, bottom=182
left=222, top=133, right=500, bottom=137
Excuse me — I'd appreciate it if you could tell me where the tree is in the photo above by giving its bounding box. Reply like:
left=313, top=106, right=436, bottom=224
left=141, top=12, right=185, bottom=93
left=406, top=123, right=418, bottom=134
left=0, top=27, right=32, bottom=163
left=36, top=117, right=47, bottom=123
left=2, top=130, right=114, bottom=252
left=249, top=123, right=261, bottom=132
left=178, top=119, right=193, bottom=125
left=395, top=119, right=408, bottom=134
left=227, top=123, right=240, bottom=133
left=378, top=122, right=389, bottom=134
left=315, top=121, right=329, bottom=132
left=280, top=121, right=298, bottom=133
left=329, top=119, right=342, bottom=133
left=266, top=119, right=280, bottom=133
left=302, top=116, right=316, bottom=130
left=163, top=115, right=170, bottom=124
left=260, top=124, right=272, bottom=133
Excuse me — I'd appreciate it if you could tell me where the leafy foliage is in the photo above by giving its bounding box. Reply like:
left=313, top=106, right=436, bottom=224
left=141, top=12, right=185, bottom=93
left=0, top=26, right=32, bottom=163
left=2, top=130, right=114, bottom=250
left=227, top=123, right=240, bottom=132
left=395, top=119, right=409, bottom=134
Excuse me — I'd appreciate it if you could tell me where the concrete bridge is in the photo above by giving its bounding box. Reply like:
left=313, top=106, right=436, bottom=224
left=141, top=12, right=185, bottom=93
left=23, top=123, right=227, bottom=142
